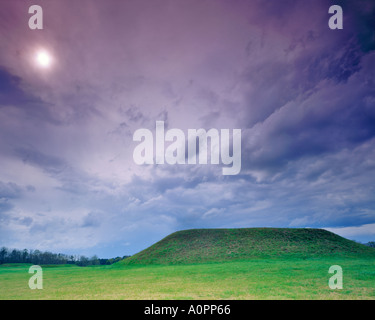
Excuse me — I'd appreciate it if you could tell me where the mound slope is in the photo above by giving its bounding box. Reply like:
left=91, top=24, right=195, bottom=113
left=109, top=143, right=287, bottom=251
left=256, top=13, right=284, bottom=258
left=121, top=228, right=375, bottom=265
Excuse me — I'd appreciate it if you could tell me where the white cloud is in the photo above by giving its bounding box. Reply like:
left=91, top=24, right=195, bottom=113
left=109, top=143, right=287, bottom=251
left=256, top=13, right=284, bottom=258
left=325, top=223, right=375, bottom=241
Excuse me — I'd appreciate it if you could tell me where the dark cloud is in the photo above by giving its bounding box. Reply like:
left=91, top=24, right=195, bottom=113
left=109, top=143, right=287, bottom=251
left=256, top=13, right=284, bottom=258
left=241, top=50, right=375, bottom=175
left=15, top=147, right=67, bottom=175
left=125, top=106, right=146, bottom=123
left=0, top=67, right=60, bottom=124
left=81, top=212, right=101, bottom=228
left=0, top=200, right=13, bottom=215
left=0, top=67, right=24, bottom=101
left=0, top=181, right=23, bottom=199
left=13, top=147, right=98, bottom=196
left=0, top=0, right=374, bottom=256
left=15, top=216, right=33, bottom=227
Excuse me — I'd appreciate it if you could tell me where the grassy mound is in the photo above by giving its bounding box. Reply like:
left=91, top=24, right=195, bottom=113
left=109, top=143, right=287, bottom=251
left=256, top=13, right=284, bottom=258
left=121, top=228, right=375, bottom=265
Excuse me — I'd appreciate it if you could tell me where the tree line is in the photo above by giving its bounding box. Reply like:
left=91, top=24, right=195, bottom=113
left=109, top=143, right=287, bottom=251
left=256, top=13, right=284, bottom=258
left=0, top=247, right=129, bottom=266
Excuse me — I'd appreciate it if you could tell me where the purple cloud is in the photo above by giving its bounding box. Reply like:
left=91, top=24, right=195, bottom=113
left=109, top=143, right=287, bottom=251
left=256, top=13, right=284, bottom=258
left=0, top=0, right=374, bottom=257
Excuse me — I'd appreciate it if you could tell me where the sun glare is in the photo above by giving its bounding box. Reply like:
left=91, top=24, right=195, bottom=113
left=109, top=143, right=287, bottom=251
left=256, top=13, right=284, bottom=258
left=36, top=50, right=52, bottom=68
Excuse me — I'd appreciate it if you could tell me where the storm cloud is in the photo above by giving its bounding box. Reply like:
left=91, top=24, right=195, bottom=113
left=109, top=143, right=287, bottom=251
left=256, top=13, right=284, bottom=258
left=0, top=0, right=374, bottom=257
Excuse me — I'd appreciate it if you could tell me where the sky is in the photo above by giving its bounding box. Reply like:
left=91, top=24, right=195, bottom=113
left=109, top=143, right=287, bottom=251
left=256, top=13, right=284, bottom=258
left=0, top=0, right=374, bottom=258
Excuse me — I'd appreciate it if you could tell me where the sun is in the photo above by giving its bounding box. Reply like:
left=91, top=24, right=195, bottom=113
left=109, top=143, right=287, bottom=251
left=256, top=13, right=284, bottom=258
left=36, top=50, right=52, bottom=68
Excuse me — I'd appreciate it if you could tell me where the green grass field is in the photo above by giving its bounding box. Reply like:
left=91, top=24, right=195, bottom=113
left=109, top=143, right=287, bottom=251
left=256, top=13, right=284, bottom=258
left=1, top=257, right=375, bottom=299
left=1, top=228, right=375, bottom=299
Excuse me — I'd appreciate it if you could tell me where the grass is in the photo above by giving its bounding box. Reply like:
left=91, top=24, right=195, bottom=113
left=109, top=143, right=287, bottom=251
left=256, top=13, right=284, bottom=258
left=1, top=257, right=375, bottom=299
left=1, top=228, right=375, bottom=299
left=121, top=228, right=375, bottom=265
